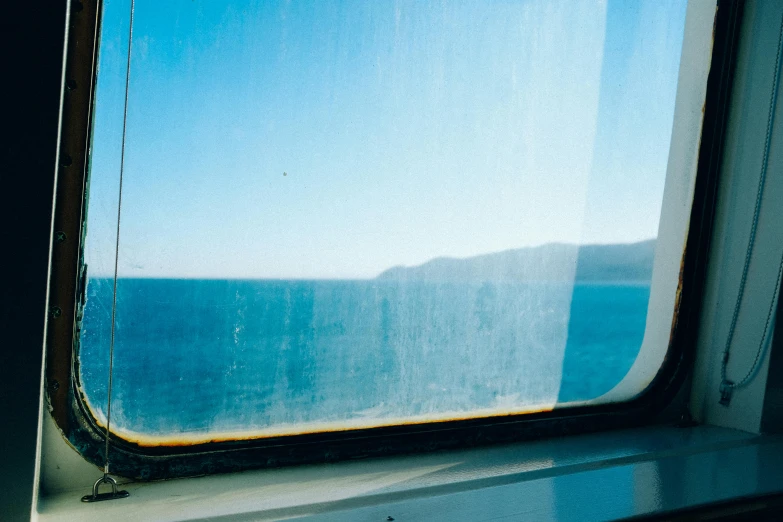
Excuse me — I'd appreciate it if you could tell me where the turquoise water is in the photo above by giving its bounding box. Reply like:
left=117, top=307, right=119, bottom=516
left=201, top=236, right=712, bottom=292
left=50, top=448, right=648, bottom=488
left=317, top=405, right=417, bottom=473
left=79, top=279, right=649, bottom=436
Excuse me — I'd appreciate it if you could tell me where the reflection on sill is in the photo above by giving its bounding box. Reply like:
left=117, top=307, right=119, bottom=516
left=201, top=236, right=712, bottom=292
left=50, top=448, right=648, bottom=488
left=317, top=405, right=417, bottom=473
left=37, top=425, right=766, bottom=522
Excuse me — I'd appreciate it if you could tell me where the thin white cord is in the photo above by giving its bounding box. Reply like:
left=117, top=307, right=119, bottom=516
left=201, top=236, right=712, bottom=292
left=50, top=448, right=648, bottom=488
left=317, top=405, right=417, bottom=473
left=719, top=11, right=783, bottom=405
left=105, top=0, right=136, bottom=476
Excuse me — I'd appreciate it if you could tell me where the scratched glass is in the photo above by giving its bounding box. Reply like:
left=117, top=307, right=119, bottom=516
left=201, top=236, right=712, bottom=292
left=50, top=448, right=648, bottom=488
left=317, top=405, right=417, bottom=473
left=80, top=0, right=688, bottom=444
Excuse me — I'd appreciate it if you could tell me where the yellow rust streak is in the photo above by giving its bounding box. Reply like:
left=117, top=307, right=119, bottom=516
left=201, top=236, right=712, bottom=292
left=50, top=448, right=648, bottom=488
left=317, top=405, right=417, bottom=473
left=668, top=244, right=686, bottom=347
left=84, top=402, right=555, bottom=448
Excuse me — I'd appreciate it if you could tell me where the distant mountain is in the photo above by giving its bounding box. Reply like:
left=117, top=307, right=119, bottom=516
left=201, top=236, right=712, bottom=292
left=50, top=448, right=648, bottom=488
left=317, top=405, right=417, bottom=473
left=375, top=239, right=655, bottom=283
left=573, top=240, right=656, bottom=282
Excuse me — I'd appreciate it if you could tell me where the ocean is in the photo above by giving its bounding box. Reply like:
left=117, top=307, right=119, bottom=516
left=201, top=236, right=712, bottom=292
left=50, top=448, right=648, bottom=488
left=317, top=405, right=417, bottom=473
left=79, top=279, right=650, bottom=439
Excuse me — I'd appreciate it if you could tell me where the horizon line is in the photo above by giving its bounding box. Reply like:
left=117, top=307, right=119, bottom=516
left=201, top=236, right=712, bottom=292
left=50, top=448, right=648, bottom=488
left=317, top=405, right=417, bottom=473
left=86, top=236, right=657, bottom=281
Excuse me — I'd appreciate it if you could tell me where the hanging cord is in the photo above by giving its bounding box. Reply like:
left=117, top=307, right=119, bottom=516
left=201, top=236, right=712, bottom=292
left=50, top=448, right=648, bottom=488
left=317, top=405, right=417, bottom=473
left=106, top=0, right=135, bottom=476
left=82, top=0, right=135, bottom=503
left=719, top=11, right=783, bottom=407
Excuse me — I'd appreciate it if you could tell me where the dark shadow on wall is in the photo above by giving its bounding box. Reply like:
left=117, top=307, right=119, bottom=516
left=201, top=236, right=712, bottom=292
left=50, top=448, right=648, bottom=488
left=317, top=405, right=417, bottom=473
left=0, top=3, right=67, bottom=520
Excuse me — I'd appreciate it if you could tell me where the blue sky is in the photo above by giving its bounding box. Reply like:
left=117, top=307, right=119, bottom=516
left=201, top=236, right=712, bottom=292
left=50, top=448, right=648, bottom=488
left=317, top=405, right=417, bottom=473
left=86, top=0, right=688, bottom=279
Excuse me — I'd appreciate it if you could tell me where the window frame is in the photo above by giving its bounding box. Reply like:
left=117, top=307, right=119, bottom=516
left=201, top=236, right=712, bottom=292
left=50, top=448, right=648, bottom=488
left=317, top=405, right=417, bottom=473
left=46, top=0, right=744, bottom=480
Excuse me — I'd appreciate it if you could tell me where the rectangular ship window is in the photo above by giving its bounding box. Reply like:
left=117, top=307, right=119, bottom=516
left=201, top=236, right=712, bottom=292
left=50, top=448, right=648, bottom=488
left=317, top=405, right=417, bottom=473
left=79, top=0, right=698, bottom=446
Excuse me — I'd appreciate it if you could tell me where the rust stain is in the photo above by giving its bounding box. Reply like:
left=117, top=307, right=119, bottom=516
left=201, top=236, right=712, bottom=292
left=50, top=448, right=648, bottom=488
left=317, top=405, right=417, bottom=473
left=46, top=0, right=103, bottom=435
left=83, top=403, right=555, bottom=448
left=668, top=3, right=719, bottom=346
left=668, top=241, right=687, bottom=349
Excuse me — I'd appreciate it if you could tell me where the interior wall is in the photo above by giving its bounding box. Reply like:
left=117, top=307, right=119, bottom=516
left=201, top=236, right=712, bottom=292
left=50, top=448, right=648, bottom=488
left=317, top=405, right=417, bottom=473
left=0, top=3, right=68, bottom=521
left=690, top=0, right=783, bottom=433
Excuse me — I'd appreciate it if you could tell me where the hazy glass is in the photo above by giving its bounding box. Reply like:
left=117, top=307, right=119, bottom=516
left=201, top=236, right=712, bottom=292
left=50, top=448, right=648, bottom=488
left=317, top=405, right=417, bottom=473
left=81, top=0, right=687, bottom=443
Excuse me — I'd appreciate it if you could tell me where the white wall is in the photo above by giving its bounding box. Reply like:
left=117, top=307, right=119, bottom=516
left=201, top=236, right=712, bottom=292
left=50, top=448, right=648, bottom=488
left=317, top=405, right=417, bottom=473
left=690, top=0, right=783, bottom=433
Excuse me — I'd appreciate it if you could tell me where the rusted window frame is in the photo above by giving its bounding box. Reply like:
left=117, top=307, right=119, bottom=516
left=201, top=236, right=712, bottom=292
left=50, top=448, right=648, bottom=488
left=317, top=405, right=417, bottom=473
left=47, top=0, right=744, bottom=480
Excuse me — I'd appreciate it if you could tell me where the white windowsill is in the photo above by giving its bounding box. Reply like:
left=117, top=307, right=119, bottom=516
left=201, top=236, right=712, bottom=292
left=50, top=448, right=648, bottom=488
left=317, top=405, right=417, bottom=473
left=36, top=424, right=783, bottom=521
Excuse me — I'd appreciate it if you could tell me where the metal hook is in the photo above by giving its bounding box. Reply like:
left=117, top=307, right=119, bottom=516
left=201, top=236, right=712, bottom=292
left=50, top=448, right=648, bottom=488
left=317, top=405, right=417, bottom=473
left=81, top=475, right=130, bottom=503
left=719, top=380, right=735, bottom=407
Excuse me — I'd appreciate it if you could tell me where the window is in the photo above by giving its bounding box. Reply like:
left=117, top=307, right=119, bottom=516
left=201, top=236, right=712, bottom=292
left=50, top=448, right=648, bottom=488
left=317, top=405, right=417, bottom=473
left=49, top=0, right=727, bottom=479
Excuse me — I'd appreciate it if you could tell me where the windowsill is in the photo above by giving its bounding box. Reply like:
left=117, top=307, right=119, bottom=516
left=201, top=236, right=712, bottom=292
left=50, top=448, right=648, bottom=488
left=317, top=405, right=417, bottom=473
left=36, top=424, right=782, bottom=521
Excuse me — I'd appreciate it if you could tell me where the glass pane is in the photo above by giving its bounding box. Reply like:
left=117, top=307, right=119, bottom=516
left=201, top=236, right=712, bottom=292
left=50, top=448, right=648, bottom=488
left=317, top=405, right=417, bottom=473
left=81, top=0, right=689, bottom=444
